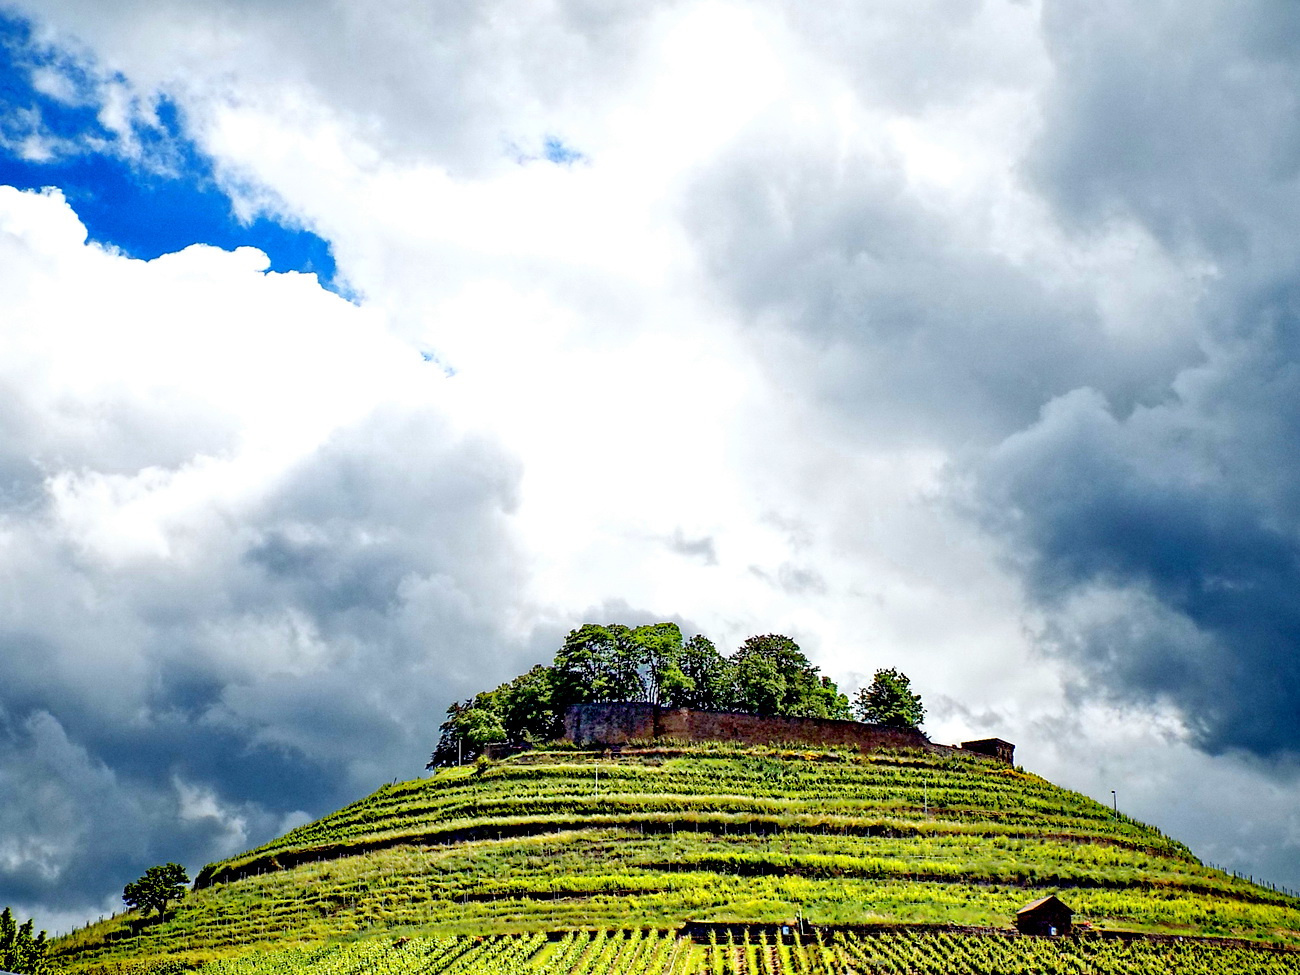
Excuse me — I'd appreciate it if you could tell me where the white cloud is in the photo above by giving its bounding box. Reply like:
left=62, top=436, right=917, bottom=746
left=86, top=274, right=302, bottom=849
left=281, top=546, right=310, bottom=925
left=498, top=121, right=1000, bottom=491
left=173, top=777, right=247, bottom=858
left=0, top=185, right=532, bottom=911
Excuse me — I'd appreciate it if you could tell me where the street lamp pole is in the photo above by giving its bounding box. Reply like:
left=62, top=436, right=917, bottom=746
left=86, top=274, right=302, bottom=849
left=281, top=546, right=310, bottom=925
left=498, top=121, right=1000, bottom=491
left=1111, top=790, right=1117, bottom=818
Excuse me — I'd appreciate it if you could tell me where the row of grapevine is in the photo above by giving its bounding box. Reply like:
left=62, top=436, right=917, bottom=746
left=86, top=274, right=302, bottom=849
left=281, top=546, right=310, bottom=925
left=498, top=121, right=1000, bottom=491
left=193, top=932, right=687, bottom=975
left=174, top=930, right=1300, bottom=975
left=833, top=929, right=1300, bottom=974
left=702, top=929, right=1300, bottom=975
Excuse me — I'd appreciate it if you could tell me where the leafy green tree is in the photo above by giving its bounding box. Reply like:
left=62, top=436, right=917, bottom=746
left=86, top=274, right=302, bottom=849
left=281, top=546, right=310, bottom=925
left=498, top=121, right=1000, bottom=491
left=732, top=639, right=786, bottom=715
left=429, top=696, right=507, bottom=767
left=123, top=862, right=190, bottom=921
left=811, top=675, right=853, bottom=720
left=855, top=667, right=925, bottom=729
left=29, top=931, right=46, bottom=975
left=0, top=909, right=13, bottom=962
left=550, top=621, right=694, bottom=706
left=497, top=664, right=560, bottom=742
left=553, top=623, right=646, bottom=705
left=629, top=622, right=687, bottom=705
left=0, top=908, right=47, bottom=975
left=730, top=634, right=851, bottom=719
left=454, top=706, right=508, bottom=750
left=666, top=634, right=732, bottom=709
left=430, top=700, right=471, bottom=767
left=14, top=920, right=35, bottom=972
left=428, top=664, right=567, bottom=767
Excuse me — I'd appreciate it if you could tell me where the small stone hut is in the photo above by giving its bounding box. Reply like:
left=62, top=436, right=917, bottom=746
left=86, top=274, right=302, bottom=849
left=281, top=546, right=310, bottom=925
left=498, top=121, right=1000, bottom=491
left=1015, top=895, right=1073, bottom=936
left=961, top=737, right=1016, bottom=764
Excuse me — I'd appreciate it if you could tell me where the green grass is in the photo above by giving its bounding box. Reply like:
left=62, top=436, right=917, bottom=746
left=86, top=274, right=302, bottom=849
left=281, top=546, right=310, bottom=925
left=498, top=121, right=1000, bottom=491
left=48, top=742, right=1300, bottom=973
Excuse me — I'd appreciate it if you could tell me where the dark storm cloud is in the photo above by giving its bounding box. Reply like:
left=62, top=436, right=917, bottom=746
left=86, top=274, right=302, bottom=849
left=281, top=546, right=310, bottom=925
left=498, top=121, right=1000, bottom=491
left=682, top=123, right=1193, bottom=448
left=974, top=0, right=1300, bottom=758
left=0, top=706, right=305, bottom=916
left=0, top=708, right=138, bottom=902
left=0, top=404, right=536, bottom=919
left=978, top=376, right=1300, bottom=756
left=1030, top=0, right=1300, bottom=259
left=242, top=409, right=521, bottom=629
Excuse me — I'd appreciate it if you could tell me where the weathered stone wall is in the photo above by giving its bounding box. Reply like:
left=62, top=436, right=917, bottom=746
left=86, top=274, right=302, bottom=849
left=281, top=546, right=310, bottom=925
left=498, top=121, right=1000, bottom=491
left=564, top=702, right=969, bottom=756
left=658, top=707, right=934, bottom=752
left=563, top=703, right=1014, bottom=763
left=563, top=702, right=661, bottom=747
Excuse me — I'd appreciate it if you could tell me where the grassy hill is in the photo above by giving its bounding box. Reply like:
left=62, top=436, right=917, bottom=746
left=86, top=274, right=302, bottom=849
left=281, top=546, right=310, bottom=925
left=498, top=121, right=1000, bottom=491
left=49, top=741, right=1300, bottom=974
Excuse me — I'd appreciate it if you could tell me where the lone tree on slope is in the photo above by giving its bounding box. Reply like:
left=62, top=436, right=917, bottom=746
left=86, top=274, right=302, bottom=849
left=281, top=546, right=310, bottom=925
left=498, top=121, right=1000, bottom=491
left=855, top=668, right=925, bottom=729
left=123, top=863, right=190, bottom=921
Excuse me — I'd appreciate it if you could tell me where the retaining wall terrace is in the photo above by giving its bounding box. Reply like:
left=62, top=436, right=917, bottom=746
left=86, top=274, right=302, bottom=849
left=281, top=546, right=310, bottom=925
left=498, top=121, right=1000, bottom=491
left=562, top=702, right=1012, bottom=763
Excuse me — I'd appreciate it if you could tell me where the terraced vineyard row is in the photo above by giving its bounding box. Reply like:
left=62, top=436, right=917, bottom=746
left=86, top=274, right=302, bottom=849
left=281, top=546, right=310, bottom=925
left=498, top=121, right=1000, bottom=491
left=199, top=748, right=1192, bottom=885
left=149, top=930, right=1300, bottom=975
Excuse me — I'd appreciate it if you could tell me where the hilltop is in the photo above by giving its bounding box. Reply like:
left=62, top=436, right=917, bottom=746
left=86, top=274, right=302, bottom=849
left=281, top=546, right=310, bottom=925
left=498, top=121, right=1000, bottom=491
left=48, top=737, right=1300, bottom=974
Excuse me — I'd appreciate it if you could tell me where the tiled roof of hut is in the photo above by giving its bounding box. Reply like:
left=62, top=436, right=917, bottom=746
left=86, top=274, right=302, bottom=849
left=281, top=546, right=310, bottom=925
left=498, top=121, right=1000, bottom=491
left=1017, top=894, right=1071, bottom=914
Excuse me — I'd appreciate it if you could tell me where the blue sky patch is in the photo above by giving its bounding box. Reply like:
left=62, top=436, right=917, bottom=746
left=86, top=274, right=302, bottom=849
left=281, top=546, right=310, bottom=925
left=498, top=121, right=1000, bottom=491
left=419, top=350, right=457, bottom=376
left=508, top=135, right=587, bottom=167
left=542, top=136, right=586, bottom=166
left=0, top=13, right=341, bottom=293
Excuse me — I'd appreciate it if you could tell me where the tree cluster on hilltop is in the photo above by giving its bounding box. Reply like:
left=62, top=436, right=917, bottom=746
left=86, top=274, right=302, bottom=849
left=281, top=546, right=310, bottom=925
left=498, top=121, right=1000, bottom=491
left=0, top=907, right=48, bottom=975
left=429, top=623, right=924, bottom=766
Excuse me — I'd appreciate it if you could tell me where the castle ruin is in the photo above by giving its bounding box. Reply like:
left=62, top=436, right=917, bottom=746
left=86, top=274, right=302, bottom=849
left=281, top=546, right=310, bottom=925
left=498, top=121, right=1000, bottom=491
left=563, top=702, right=1014, bottom=764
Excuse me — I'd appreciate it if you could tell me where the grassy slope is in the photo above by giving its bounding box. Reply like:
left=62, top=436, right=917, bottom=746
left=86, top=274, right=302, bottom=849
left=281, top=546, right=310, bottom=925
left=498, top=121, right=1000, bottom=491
left=49, top=742, right=1300, bottom=973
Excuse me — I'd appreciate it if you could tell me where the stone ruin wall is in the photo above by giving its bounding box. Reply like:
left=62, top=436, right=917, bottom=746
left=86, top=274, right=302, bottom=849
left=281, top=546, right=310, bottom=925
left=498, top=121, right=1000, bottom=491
left=562, top=702, right=1013, bottom=764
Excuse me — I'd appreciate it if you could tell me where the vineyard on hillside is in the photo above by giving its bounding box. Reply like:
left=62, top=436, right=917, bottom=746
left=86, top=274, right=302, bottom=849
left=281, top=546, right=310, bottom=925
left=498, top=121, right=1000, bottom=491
left=188, top=929, right=1300, bottom=975
left=49, top=743, right=1300, bottom=973
left=199, top=747, right=1194, bottom=883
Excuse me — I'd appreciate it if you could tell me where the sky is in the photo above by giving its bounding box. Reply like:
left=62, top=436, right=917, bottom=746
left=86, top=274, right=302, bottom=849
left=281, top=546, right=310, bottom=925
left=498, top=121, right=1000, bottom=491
left=3, top=0, right=1300, bottom=933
